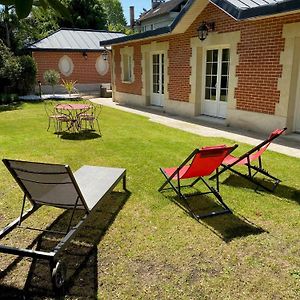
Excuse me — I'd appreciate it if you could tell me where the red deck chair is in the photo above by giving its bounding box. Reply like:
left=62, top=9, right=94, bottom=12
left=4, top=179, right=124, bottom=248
left=158, top=144, right=238, bottom=219
left=210, top=128, right=287, bottom=192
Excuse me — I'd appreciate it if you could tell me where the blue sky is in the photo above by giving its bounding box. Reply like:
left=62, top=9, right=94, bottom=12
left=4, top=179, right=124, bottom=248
left=120, top=0, right=151, bottom=24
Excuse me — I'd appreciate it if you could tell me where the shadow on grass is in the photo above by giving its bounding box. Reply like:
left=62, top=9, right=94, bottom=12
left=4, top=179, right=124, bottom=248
left=222, top=174, right=300, bottom=204
left=0, top=102, right=23, bottom=112
left=59, top=130, right=101, bottom=141
left=163, top=190, right=266, bottom=243
left=0, top=191, right=130, bottom=299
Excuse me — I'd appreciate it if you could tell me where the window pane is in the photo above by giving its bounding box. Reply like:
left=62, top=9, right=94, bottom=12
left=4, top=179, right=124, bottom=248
left=211, top=88, right=216, bottom=99
left=205, top=76, right=211, bottom=88
left=221, top=76, right=228, bottom=89
left=206, top=63, right=212, bottom=75
left=207, top=50, right=213, bottom=62
left=220, top=89, right=228, bottom=102
left=212, top=62, right=218, bottom=75
left=211, top=75, right=217, bottom=88
left=205, top=88, right=210, bottom=99
left=222, top=49, right=230, bottom=61
left=221, top=62, right=228, bottom=75
left=212, top=50, right=218, bottom=62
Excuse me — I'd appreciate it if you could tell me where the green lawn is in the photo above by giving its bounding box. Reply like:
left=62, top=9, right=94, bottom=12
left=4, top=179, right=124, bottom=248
left=0, top=102, right=299, bottom=299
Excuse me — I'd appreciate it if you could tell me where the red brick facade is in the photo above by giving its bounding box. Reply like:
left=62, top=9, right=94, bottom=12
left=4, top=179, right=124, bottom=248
left=33, top=51, right=111, bottom=85
left=113, top=3, right=300, bottom=115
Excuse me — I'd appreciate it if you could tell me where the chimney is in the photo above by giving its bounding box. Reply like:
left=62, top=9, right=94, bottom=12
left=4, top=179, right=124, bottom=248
left=130, top=6, right=135, bottom=28
left=152, top=0, right=165, bottom=9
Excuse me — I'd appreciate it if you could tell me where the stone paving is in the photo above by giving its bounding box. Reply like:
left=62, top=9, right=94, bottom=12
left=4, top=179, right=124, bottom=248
left=91, top=97, right=300, bottom=159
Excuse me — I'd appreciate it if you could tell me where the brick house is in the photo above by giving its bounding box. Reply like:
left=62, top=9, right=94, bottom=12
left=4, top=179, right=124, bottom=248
left=102, top=0, right=300, bottom=134
left=28, top=28, right=125, bottom=94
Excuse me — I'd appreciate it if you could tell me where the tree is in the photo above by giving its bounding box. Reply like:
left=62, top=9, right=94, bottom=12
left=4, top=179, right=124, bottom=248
left=59, top=0, right=106, bottom=30
left=100, top=0, right=126, bottom=32
left=0, top=0, right=70, bottom=19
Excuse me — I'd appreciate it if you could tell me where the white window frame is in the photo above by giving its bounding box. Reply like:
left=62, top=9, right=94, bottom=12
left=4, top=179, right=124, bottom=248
left=120, top=46, right=134, bottom=83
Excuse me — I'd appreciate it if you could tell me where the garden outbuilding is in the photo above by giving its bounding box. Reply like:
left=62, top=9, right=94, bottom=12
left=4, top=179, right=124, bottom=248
left=101, top=0, right=300, bottom=134
left=28, top=28, right=125, bottom=94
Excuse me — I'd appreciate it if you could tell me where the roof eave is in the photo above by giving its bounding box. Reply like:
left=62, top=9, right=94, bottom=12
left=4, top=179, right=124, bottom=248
left=101, top=26, right=171, bottom=46
left=210, top=0, right=300, bottom=20
left=28, top=48, right=108, bottom=52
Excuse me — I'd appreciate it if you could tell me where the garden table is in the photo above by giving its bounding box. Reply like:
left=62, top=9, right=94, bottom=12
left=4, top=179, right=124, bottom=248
left=55, top=103, right=92, bottom=132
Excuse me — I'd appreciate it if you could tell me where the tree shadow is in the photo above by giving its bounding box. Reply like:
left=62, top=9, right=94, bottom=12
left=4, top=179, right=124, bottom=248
left=222, top=174, right=300, bottom=204
left=163, top=190, right=266, bottom=243
left=0, top=191, right=130, bottom=299
left=59, top=131, right=101, bottom=141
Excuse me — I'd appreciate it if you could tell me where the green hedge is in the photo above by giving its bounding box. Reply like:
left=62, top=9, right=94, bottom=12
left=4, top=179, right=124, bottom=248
left=0, top=93, right=19, bottom=105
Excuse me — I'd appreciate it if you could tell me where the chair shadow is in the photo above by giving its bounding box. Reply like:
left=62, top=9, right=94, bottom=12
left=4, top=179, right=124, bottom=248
left=0, top=190, right=130, bottom=299
left=59, top=130, right=101, bottom=140
left=163, top=190, right=266, bottom=243
left=221, top=174, right=300, bottom=204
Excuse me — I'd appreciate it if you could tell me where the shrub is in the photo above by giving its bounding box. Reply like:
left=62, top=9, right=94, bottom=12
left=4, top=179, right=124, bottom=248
left=43, top=69, right=60, bottom=94
left=17, top=55, right=37, bottom=94
left=0, top=40, right=22, bottom=93
left=0, top=93, right=19, bottom=105
left=61, top=79, right=78, bottom=97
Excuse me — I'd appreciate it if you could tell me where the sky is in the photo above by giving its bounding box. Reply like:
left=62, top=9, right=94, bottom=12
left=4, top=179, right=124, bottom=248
left=120, top=0, right=152, bottom=24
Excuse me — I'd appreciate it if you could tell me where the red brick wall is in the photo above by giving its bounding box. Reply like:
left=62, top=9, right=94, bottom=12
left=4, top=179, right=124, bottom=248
left=114, top=3, right=300, bottom=115
left=32, top=51, right=111, bottom=84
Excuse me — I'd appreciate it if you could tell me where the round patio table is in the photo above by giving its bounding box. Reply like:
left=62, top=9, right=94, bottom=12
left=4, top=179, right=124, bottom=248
left=55, top=103, right=92, bottom=132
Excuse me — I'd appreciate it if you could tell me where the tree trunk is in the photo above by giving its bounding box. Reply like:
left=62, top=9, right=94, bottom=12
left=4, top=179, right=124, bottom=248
left=4, top=6, right=11, bottom=48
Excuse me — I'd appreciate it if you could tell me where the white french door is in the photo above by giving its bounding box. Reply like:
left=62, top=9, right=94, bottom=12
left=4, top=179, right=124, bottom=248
left=294, top=65, right=300, bottom=132
left=203, top=48, right=230, bottom=118
left=150, top=53, right=165, bottom=107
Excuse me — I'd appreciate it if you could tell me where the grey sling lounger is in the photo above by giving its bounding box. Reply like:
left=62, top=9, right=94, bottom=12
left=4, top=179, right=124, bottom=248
left=0, top=159, right=126, bottom=291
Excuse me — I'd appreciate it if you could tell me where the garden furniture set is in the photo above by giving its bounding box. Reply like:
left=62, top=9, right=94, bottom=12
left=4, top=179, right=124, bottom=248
left=0, top=127, right=286, bottom=292
left=44, top=101, right=102, bottom=135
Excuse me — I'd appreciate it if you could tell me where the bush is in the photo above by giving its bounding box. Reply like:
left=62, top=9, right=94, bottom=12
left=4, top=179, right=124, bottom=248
left=0, top=40, right=22, bottom=93
left=0, top=93, right=19, bottom=105
left=17, top=55, right=37, bottom=94
left=0, top=40, right=37, bottom=95
left=43, top=69, right=60, bottom=94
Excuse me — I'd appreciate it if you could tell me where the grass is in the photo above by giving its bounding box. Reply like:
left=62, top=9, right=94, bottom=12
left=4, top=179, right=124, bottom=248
left=0, top=101, right=299, bottom=299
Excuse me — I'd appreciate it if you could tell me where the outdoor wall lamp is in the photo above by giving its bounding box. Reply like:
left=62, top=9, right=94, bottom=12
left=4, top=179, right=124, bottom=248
left=82, top=51, right=88, bottom=60
left=102, top=50, right=109, bottom=61
left=197, top=21, right=215, bottom=41
left=102, top=46, right=109, bottom=61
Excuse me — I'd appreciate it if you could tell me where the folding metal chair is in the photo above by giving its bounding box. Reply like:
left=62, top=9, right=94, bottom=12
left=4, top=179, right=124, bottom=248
left=210, top=128, right=287, bottom=192
left=0, top=159, right=127, bottom=292
left=158, top=144, right=238, bottom=219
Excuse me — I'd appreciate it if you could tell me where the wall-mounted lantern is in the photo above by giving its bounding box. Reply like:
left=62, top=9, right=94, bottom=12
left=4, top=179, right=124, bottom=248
left=197, top=21, right=215, bottom=41
left=102, top=49, right=109, bottom=61
left=82, top=51, right=88, bottom=60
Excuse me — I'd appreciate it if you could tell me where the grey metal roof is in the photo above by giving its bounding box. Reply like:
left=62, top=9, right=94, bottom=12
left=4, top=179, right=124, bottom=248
left=139, top=0, right=188, bottom=21
left=210, top=0, right=300, bottom=20
left=101, top=0, right=300, bottom=46
left=28, top=28, right=126, bottom=51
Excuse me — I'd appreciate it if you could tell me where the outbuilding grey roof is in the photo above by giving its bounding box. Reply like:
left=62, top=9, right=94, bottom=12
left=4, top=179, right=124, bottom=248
left=101, top=0, right=300, bottom=47
left=139, top=0, right=188, bottom=21
left=28, top=28, right=126, bottom=51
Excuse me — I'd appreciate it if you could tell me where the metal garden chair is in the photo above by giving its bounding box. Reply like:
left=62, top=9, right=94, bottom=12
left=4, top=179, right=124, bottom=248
left=77, top=103, right=102, bottom=135
left=44, top=101, right=71, bottom=133
left=159, top=144, right=238, bottom=219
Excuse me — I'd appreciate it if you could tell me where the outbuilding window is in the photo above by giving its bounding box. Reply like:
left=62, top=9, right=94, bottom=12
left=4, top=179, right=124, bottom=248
left=58, top=55, right=74, bottom=76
